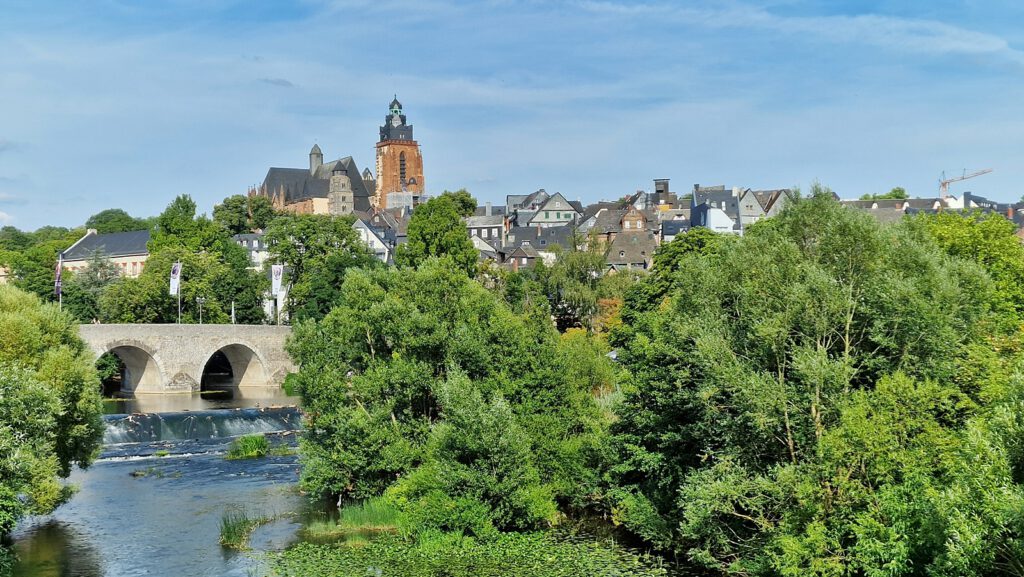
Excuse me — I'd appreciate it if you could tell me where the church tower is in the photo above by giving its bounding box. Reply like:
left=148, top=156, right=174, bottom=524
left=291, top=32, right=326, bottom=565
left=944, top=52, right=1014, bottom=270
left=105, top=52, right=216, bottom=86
left=375, top=96, right=424, bottom=209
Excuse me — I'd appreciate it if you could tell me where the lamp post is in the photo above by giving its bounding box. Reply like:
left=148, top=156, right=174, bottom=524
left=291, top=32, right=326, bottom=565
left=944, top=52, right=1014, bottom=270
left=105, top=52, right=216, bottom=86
left=196, top=296, right=206, bottom=324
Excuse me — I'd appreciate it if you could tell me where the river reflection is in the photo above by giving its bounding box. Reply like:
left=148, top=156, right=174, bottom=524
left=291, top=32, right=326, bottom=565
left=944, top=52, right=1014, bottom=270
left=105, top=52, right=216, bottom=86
left=9, top=522, right=103, bottom=577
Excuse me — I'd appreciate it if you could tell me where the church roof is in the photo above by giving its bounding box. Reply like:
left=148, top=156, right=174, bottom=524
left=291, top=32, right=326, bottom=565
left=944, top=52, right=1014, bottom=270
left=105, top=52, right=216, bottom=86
left=310, top=143, right=322, bottom=155
left=390, top=96, right=402, bottom=109
left=262, top=155, right=374, bottom=212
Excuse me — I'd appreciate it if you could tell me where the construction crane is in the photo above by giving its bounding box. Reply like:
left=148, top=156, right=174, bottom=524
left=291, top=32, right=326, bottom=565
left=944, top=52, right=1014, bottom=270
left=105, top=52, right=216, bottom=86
left=939, top=168, right=993, bottom=198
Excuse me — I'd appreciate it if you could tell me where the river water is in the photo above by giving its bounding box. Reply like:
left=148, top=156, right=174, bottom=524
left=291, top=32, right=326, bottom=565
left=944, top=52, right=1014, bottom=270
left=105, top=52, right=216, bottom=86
left=8, top=394, right=307, bottom=577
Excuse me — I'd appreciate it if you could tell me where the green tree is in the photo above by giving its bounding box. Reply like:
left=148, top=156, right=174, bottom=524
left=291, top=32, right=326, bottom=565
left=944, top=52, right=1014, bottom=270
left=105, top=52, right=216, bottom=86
left=395, top=195, right=477, bottom=275
left=84, top=209, right=149, bottom=233
left=909, top=210, right=1024, bottom=321
left=0, top=285, right=103, bottom=537
left=62, top=251, right=121, bottom=323
left=98, top=195, right=266, bottom=324
left=607, top=189, right=1024, bottom=574
left=288, top=259, right=608, bottom=526
left=859, top=186, right=908, bottom=200
left=213, top=194, right=277, bottom=235
left=442, top=189, right=477, bottom=217
left=263, top=213, right=378, bottom=321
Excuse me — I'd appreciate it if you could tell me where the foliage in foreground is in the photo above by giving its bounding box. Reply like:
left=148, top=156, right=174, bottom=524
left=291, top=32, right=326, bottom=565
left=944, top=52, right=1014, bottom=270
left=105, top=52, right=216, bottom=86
left=608, top=190, right=1024, bottom=575
left=0, top=285, right=104, bottom=536
left=289, top=259, right=614, bottom=536
left=272, top=533, right=668, bottom=577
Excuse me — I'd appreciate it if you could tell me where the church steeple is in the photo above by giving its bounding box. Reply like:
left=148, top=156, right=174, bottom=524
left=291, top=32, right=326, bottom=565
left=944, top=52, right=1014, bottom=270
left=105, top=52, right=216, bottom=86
left=380, top=96, right=412, bottom=142
left=375, top=95, right=424, bottom=210
left=309, top=143, right=323, bottom=174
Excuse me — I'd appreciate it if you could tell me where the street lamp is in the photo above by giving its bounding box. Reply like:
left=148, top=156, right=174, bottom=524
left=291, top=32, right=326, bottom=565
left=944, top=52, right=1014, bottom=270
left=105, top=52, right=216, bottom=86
left=196, top=296, right=206, bottom=324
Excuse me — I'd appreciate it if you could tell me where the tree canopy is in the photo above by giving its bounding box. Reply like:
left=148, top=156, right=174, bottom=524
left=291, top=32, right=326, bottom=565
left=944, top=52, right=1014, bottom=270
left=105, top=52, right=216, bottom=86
left=289, top=259, right=613, bottom=536
left=0, top=285, right=103, bottom=536
left=606, top=190, right=1024, bottom=575
left=395, top=193, right=478, bottom=275
left=84, top=209, right=150, bottom=234
left=263, top=213, right=379, bottom=321
left=212, top=194, right=277, bottom=235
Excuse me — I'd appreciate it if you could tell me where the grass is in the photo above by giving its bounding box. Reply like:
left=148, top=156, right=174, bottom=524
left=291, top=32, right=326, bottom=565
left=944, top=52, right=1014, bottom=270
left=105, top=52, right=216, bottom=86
left=302, top=497, right=401, bottom=541
left=226, top=434, right=270, bottom=460
left=219, top=508, right=272, bottom=550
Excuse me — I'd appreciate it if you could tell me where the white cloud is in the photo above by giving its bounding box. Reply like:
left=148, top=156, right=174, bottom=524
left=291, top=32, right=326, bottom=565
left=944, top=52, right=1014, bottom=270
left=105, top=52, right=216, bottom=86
left=574, top=1, right=1024, bottom=65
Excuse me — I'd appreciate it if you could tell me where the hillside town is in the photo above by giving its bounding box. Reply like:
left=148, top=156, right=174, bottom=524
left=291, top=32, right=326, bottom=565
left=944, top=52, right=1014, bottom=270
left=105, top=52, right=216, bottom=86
left=13, top=97, right=1017, bottom=302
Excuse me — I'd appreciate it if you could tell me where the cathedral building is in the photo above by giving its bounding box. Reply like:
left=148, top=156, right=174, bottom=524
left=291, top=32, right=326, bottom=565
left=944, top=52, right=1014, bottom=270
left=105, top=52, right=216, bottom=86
left=375, top=97, right=425, bottom=210
left=249, top=97, right=425, bottom=214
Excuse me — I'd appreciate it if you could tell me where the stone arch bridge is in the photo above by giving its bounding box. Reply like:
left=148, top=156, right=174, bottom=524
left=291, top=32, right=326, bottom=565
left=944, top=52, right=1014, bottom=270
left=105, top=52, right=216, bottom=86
left=78, top=324, right=296, bottom=394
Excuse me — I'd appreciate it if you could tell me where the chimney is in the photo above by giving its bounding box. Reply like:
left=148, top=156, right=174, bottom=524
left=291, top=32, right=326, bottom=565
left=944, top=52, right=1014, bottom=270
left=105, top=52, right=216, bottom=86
left=654, top=179, right=669, bottom=195
left=485, top=202, right=492, bottom=217
left=86, top=228, right=98, bottom=236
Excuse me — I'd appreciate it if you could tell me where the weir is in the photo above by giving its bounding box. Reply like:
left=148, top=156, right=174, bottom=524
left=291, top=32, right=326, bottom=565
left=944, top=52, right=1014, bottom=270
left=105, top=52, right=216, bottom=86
left=103, top=406, right=303, bottom=444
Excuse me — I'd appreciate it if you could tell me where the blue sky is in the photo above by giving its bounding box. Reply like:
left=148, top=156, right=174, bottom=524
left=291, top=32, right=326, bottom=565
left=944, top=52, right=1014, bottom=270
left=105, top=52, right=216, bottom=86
left=1, top=0, right=1022, bottom=229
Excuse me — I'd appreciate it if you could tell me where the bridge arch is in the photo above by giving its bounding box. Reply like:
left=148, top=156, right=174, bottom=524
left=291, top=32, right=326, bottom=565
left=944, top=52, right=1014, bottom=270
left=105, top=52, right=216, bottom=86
left=100, top=342, right=165, bottom=394
left=200, top=342, right=272, bottom=388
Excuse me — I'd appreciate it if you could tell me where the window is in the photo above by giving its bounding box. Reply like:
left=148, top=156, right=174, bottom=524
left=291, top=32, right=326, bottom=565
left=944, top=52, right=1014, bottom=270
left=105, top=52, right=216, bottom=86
left=520, top=257, right=527, bottom=265
left=619, top=251, right=625, bottom=257
left=544, top=211, right=549, bottom=218
left=399, top=152, right=407, bottom=182
left=555, top=201, right=562, bottom=208
left=540, top=239, right=547, bottom=246
left=492, top=228, right=498, bottom=237
left=482, top=229, right=489, bottom=238
left=624, top=221, right=631, bottom=229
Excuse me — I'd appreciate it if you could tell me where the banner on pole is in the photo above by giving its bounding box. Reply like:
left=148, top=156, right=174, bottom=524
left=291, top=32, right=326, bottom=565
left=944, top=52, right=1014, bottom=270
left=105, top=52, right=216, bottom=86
left=169, top=262, right=182, bottom=296
left=54, top=256, right=63, bottom=297
left=271, top=264, right=284, bottom=296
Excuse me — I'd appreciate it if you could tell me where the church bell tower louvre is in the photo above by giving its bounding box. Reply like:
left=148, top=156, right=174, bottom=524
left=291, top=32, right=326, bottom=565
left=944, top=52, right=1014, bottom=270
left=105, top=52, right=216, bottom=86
left=374, top=96, right=425, bottom=210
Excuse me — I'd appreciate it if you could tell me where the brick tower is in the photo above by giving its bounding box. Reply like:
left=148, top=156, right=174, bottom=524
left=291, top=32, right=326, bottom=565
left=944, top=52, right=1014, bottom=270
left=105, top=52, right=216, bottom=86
left=374, top=96, right=424, bottom=209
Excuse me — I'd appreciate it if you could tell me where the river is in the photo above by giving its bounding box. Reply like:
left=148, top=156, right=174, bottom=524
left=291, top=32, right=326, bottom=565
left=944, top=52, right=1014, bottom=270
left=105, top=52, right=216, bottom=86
left=8, top=393, right=307, bottom=577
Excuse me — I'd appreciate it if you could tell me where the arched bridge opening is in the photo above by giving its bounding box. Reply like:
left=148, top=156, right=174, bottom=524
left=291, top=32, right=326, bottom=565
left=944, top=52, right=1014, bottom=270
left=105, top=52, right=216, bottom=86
left=201, top=344, right=270, bottom=390
left=99, top=345, right=163, bottom=395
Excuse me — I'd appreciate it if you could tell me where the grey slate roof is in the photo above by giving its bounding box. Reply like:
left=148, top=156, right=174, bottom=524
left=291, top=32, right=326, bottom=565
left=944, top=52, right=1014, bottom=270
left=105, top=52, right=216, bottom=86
left=606, top=231, right=656, bottom=268
left=591, top=208, right=626, bottom=234
left=465, top=214, right=505, bottom=228
left=62, top=230, right=151, bottom=261
left=506, top=224, right=576, bottom=251
left=262, top=156, right=373, bottom=212
left=661, top=220, right=690, bottom=237
left=473, top=205, right=507, bottom=217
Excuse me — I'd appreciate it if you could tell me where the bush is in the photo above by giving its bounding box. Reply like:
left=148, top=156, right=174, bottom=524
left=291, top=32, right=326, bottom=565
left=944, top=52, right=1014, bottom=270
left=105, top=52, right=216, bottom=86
left=272, top=532, right=669, bottom=577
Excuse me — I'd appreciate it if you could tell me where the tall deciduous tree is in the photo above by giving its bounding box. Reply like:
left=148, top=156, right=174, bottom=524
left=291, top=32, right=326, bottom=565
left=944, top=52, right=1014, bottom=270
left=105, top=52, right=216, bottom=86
left=0, top=285, right=103, bottom=537
left=213, top=194, right=277, bottom=235
left=395, top=195, right=477, bottom=275
left=84, top=209, right=150, bottom=234
left=263, top=213, right=378, bottom=321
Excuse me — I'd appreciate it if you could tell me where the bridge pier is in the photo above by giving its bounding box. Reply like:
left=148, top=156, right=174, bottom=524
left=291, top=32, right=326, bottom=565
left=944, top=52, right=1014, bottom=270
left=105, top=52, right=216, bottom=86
left=78, top=324, right=296, bottom=394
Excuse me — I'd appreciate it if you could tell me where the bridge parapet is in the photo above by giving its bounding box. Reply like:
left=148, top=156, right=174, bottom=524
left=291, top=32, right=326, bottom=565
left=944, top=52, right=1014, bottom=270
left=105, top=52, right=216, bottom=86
left=78, top=324, right=296, bottom=394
